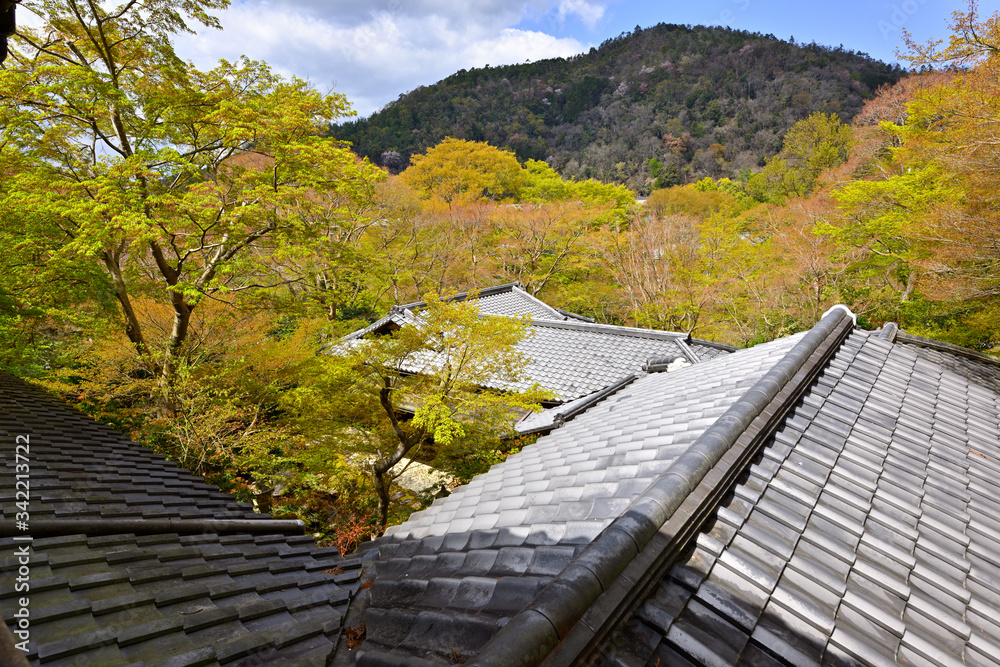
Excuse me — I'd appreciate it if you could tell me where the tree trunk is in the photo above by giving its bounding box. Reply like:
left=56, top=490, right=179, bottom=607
left=901, top=270, right=916, bottom=302
left=372, top=469, right=391, bottom=534
left=158, top=293, right=194, bottom=416
left=103, top=250, right=151, bottom=365
left=371, top=379, right=425, bottom=534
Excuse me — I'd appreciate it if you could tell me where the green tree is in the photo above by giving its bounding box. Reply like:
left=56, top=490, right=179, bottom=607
left=829, top=164, right=953, bottom=303
left=286, top=294, right=548, bottom=533
left=746, top=112, right=853, bottom=202
left=402, top=137, right=524, bottom=204
left=520, top=159, right=635, bottom=221
left=779, top=112, right=854, bottom=182
left=0, top=0, right=383, bottom=410
left=829, top=1, right=1000, bottom=335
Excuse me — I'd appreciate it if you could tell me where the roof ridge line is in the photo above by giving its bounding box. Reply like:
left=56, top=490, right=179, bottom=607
left=470, top=306, right=857, bottom=667
left=689, top=337, right=740, bottom=352
left=515, top=375, right=639, bottom=437
left=674, top=337, right=700, bottom=364
left=339, top=312, right=398, bottom=342
left=878, top=322, right=899, bottom=341
left=554, top=308, right=594, bottom=323
left=394, top=283, right=522, bottom=311
left=554, top=374, right=637, bottom=427
left=509, top=284, right=569, bottom=320
left=529, top=318, right=687, bottom=341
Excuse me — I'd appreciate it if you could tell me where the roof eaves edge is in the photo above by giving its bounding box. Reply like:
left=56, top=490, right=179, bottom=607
left=341, top=312, right=406, bottom=343
left=471, top=306, right=856, bottom=667
left=896, top=331, right=1000, bottom=367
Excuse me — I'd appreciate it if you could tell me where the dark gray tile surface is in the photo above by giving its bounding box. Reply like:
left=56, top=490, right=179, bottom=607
left=0, top=373, right=358, bottom=666
left=0, top=531, right=355, bottom=665
left=901, top=340, right=1000, bottom=396
left=0, top=375, right=259, bottom=524
left=604, top=330, right=1000, bottom=666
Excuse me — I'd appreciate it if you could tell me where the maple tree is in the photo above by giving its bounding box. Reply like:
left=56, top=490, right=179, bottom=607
left=0, top=0, right=383, bottom=412
left=402, top=137, right=524, bottom=204
left=831, top=2, right=1000, bottom=323
left=285, top=294, right=547, bottom=533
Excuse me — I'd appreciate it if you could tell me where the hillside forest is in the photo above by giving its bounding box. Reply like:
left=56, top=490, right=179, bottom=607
left=1, top=0, right=998, bottom=547
left=334, top=23, right=903, bottom=193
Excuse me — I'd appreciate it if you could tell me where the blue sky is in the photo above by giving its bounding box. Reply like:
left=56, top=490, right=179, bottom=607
left=172, top=1, right=993, bottom=118
left=518, top=1, right=969, bottom=61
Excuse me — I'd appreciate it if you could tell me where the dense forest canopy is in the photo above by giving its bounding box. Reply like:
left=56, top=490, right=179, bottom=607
left=334, top=23, right=903, bottom=193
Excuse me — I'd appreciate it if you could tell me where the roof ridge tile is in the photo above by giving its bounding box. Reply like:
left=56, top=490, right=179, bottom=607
left=470, top=308, right=856, bottom=665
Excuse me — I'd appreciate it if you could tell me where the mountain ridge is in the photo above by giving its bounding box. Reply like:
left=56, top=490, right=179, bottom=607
left=334, top=22, right=903, bottom=193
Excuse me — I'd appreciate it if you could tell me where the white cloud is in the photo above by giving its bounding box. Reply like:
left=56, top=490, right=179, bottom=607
left=558, top=0, right=606, bottom=28
left=172, top=1, right=594, bottom=117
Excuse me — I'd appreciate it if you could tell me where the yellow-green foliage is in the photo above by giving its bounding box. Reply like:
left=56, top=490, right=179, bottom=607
left=647, top=180, right=746, bottom=219
left=285, top=293, right=551, bottom=531
left=402, top=137, right=525, bottom=203
left=745, top=112, right=854, bottom=202
left=522, top=160, right=634, bottom=208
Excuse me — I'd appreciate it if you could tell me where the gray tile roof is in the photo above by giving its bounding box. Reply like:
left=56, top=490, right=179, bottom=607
left=344, top=334, right=806, bottom=663
left=339, top=311, right=1000, bottom=666
left=466, top=287, right=567, bottom=321
left=343, top=284, right=737, bottom=402
left=601, top=328, right=1000, bottom=666
left=384, top=333, right=803, bottom=544
left=0, top=374, right=258, bottom=524
left=897, top=331, right=1000, bottom=393
left=513, top=375, right=637, bottom=436
left=513, top=320, right=717, bottom=400
left=690, top=340, right=739, bottom=363
left=396, top=283, right=571, bottom=322
left=0, top=373, right=360, bottom=666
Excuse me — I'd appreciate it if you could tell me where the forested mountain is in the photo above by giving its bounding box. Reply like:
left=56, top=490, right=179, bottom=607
left=334, top=23, right=903, bottom=193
